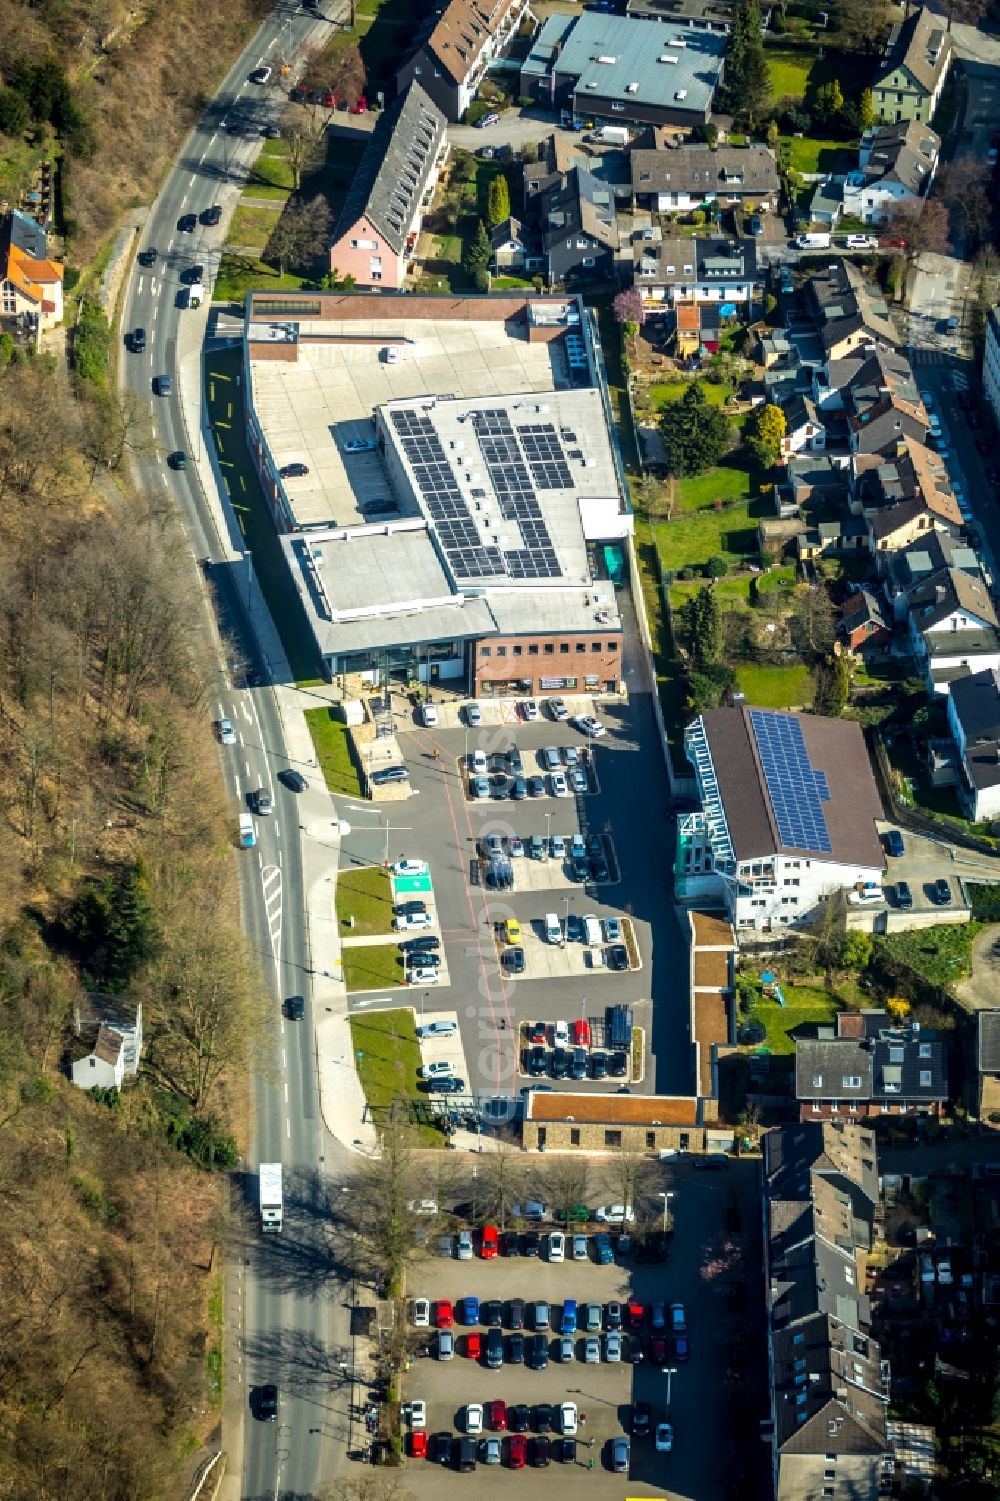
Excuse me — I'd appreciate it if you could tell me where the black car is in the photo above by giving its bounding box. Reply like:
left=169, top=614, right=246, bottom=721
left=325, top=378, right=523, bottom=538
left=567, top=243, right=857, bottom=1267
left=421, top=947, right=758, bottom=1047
left=530, top=1437, right=550, bottom=1468
left=533, top=1404, right=555, bottom=1433
left=507, top=1331, right=524, bottom=1364
left=508, top=746, right=523, bottom=774
left=405, top=951, right=440, bottom=971
left=508, top=1296, right=526, bottom=1328
left=285, top=995, right=305, bottom=1020
left=501, top=1231, right=520, bottom=1258
left=527, top=775, right=545, bottom=797
left=132, top=327, right=146, bottom=352
left=181, top=264, right=204, bottom=285
left=529, top=1333, right=548, bottom=1369
left=608, top=944, right=628, bottom=971
left=401, top=936, right=440, bottom=954
left=895, top=880, right=913, bottom=910
left=457, top=1436, right=476, bottom=1472
left=565, top=913, right=584, bottom=942
left=555, top=1438, right=576, bottom=1463
left=168, top=450, right=187, bottom=470
left=201, top=205, right=222, bottom=226
left=551, top=1047, right=570, bottom=1079
left=609, top=1050, right=628, bottom=1078
left=427, top=1076, right=465, bottom=1094
left=631, top=1402, right=651, bottom=1437
left=523, top=1230, right=540, bottom=1257
left=490, top=773, right=510, bottom=800
left=934, top=877, right=952, bottom=904
left=280, top=768, right=309, bottom=792
left=155, top=374, right=172, bottom=396
left=510, top=1403, right=531, bottom=1433
left=570, top=1047, right=587, bottom=1080
left=590, top=1051, right=608, bottom=1080
left=625, top=1331, right=644, bottom=1363
left=571, top=855, right=589, bottom=883
left=254, top=1383, right=278, bottom=1421
left=511, top=775, right=527, bottom=800
left=280, top=461, right=309, bottom=478
left=590, top=852, right=610, bottom=882
left=585, top=833, right=603, bottom=858
left=606, top=1300, right=623, bottom=1330
left=138, top=247, right=157, bottom=267
left=178, top=213, right=197, bottom=232
left=527, top=1045, right=548, bottom=1077
left=395, top=900, right=427, bottom=916
left=503, top=946, right=525, bottom=974
left=484, top=1299, right=503, bottom=1326
left=430, top=1432, right=452, bottom=1465
left=486, top=1328, right=503, bottom=1368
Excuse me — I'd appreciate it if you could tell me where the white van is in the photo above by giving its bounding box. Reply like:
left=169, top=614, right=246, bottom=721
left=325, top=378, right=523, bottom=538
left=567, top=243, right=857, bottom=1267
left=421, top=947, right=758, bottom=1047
left=583, top=914, right=603, bottom=947
left=545, top=913, right=562, bottom=944
left=795, top=231, right=831, bottom=249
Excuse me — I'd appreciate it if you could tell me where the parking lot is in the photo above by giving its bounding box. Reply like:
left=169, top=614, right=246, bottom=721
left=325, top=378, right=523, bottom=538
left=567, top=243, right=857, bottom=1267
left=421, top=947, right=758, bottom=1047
left=392, top=1156, right=770, bottom=1499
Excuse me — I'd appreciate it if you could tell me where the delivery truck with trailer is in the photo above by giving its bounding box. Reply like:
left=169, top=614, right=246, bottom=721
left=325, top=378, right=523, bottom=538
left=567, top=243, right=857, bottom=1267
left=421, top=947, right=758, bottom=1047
left=260, top=1163, right=283, bottom=1231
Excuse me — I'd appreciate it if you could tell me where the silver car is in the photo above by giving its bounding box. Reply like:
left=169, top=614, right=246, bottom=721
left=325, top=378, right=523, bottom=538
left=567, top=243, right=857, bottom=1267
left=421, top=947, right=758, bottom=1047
left=572, top=1235, right=588, bottom=1262
left=584, top=1302, right=603, bottom=1333
left=605, top=1331, right=622, bottom=1362
left=584, top=1336, right=600, bottom=1363
left=559, top=1334, right=575, bottom=1363
left=457, top=1231, right=473, bottom=1261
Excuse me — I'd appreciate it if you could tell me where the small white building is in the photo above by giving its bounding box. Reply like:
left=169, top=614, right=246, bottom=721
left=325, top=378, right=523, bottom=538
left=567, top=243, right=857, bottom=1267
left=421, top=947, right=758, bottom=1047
left=71, top=992, right=143, bottom=1092
left=904, top=567, right=1000, bottom=696
left=947, top=667, right=1000, bottom=822
left=676, top=705, right=886, bottom=932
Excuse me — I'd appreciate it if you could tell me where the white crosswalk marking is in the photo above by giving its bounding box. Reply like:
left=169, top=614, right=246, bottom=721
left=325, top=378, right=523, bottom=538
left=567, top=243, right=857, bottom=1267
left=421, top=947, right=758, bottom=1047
left=262, top=864, right=282, bottom=956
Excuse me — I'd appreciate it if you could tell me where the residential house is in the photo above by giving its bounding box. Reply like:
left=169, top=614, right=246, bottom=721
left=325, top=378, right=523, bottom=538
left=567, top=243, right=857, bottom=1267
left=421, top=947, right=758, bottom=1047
left=839, top=587, right=891, bottom=655
left=524, top=132, right=598, bottom=200
left=842, top=120, right=940, bottom=225
left=978, top=1010, right=1000, bottom=1125
left=490, top=216, right=540, bottom=273
left=630, top=142, right=779, bottom=213
left=808, top=261, right=900, bottom=362
left=70, top=992, right=143, bottom=1092
left=984, top=306, right=1000, bottom=432
left=536, top=165, right=619, bottom=283
left=872, top=6, right=952, bottom=126
left=885, top=528, right=981, bottom=620
left=520, top=13, right=727, bottom=129
left=633, top=234, right=762, bottom=308
left=947, top=667, right=1000, bottom=822
left=329, top=82, right=448, bottom=289
left=763, top=1122, right=890, bottom=1501
left=396, top=0, right=530, bottom=121
left=842, top=349, right=928, bottom=457
left=780, top=392, right=826, bottom=456
left=625, top=0, right=776, bottom=29
left=795, top=1012, right=948, bottom=1122
left=0, top=208, right=64, bottom=338
left=854, top=437, right=962, bottom=568
left=675, top=300, right=701, bottom=356
left=905, top=567, right=1000, bottom=695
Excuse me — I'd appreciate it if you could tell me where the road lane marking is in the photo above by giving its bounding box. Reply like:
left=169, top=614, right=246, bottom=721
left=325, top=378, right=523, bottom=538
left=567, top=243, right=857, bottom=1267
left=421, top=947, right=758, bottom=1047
left=245, top=760, right=251, bottom=777
left=188, top=174, right=196, bottom=188
left=137, top=275, right=144, bottom=293
left=262, top=864, right=282, bottom=956
left=152, top=305, right=159, bottom=319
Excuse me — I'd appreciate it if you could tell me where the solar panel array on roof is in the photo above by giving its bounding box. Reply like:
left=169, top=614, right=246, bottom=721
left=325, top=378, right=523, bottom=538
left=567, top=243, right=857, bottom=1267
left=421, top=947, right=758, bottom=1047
left=748, top=709, right=833, bottom=855
left=519, top=425, right=573, bottom=489
left=391, top=410, right=505, bottom=581
left=470, top=411, right=560, bottom=580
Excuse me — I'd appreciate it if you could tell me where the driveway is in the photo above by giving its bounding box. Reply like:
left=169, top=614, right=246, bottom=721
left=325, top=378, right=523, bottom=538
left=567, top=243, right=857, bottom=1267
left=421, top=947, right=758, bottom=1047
left=955, top=924, right=1000, bottom=1012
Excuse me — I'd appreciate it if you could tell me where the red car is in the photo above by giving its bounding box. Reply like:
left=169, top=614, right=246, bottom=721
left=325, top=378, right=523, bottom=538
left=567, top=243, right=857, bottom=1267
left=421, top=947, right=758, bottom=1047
left=507, top=1433, right=527, bottom=1468
left=465, top=1332, right=481, bottom=1360
left=570, top=1018, right=590, bottom=1047
left=650, top=1333, right=668, bottom=1365
left=410, top=1430, right=428, bottom=1458
left=488, top=1399, right=507, bottom=1431
left=627, top=1299, right=644, bottom=1331
left=352, top=96, right=367, bottom=113
left=481, top=1224, right=499, bottom=1259
left=434, top=1299, right=453, bottom=1328
left=321, top=91, right=336, bottom=108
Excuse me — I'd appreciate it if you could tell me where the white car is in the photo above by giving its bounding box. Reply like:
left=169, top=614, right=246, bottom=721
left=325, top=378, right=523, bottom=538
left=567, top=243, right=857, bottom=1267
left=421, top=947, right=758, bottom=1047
left=471, top=748, right=488, bottom=775
left=848, top=883, right=885, bottom=906
left=548, top=1231, right=565, bottom=1263
left=551, top=770, right=569, bottom=797
left=417, top=1019, right=456, bottom=1039
left=553, top=1019, right=569, bottom=1048
left=843, top=234, right=877, bottom=249
left=548, top=696, right=569, bottom=721
left=393, top=858, right=428, bottom=878
left=521, top=699, right=541, bottom=721
left=394, top=912, right=433, bottom=931
left=418, top=1061, right=455, bottom=1080
left=218, top=717, right=237, bottom=745
left=465, top=702, right=482, bottom=726
left=457, top=1231, right=474, bottom=1261
left=413, top=1297, right=431, bottom=1327
left=384, top=345, right=401, bottom=364
left=595, top=1204, right=635, bottom=1225
left=409, top=966, right=440, bottom=984
left=465, top=1403, right=484, bottom=1434
left=559, top=1402, right=578, bottom=1436
left=407, top=1199, right=438, bottom=1216
left=655, top=1423, right=673, bottom=1453
left=342, top=437, right=376, bottom=454
left=471, top=775, right=490, bottom=799
left=420, top=703, right=439, bottom=728
left=574, top=714, right=606, bottom=737
left=408, top=1400, right=427, bottom=1428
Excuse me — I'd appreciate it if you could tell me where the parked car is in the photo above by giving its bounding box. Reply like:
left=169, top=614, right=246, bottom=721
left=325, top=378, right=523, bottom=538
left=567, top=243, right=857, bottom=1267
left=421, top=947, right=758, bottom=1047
left=610, top=1436, right=630, bottom=1473
left=934, top=877, right=952, bottom=904
left=895, top=880, right=913, bottom=910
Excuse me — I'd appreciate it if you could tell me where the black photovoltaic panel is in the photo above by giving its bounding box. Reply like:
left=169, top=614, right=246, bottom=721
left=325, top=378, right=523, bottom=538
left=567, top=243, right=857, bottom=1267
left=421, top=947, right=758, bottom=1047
left=390, top=410, right=505, bottom=579
left=470, top=411, right=561, bottom=580
left=748, top=709, right=833, bottom=855
left=519, top=424, right=573, bottom=489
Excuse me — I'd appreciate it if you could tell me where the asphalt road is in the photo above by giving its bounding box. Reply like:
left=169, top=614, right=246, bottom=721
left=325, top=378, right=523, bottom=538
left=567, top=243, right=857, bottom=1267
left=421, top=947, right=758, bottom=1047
left=116, top=5, right=357, bottom=1499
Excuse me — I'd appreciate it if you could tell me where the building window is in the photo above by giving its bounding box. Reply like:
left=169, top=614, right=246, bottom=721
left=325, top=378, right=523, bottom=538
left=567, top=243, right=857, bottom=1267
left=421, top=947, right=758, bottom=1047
left=604, top=1129, right=622, bottom=1148
left=528, top=644, right=539, bottom=655
left=371, top=272, right=382, bottom=281
left=843, top=1076, right=862, bottom=1089
left=576, top=643, right=587, bottom=653
left=560, top=643, right=570, bottom=654
left=570, top=1127, right=581, bottom=1146
left=481, top=647, right=491, bottom=657
left=608, top=641, right=618, bottom=652
left=513, top=645, right=523, bottom=656
left=646, top=1131, right=656, bottom=1148
left=497, top=646, right=507, bottom=657
left=919, top=1070, right=932, bottom=1087
left=611, top=101, right=625, bottom=111
left=544, top=644, right=555, bottom=654
left=812, top=1075, right=823, bottom=1088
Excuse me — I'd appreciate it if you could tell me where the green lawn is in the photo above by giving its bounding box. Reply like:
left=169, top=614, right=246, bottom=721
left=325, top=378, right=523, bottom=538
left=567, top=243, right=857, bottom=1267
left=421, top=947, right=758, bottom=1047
left=876, top=923, right=982, bottom=990
left=649, top=380, right=733, bottom=412
left=343, top=944, right=406, bottom=993
left=736, top=663, right=813, bottom=709
left=884, top=734, right=999, bottom=846
left=244, top=152, right=296, bottom=197
left=336, top=866, right=394, bottom=936
left=349, top=1008, right=420, bottom=1105
left=766, top=47, right=813, bottom=99
left=228, top=202, right=283, bottom=249
left=780, top=136, right=856, bottom=176
left=203, top=347, right=322, bottom=680
left=305, top=708, right=363, bottom=797
left=654, top=489, right=757, bottom=575
left=749, top=986, right=842, bottom=1055
left=677, top=463, right=752, bottom=513
left=672, top=574, right=753, bottom=609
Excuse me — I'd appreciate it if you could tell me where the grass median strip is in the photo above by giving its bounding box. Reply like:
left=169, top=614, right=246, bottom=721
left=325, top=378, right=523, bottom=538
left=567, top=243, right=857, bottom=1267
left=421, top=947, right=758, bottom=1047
left=349, top=1008, right=420, bottom=1104
left=336, top=865, right=393, bottom=936
left=305, top=708, right=363, bottom=796
left=343, top=943, right=406, bottom=993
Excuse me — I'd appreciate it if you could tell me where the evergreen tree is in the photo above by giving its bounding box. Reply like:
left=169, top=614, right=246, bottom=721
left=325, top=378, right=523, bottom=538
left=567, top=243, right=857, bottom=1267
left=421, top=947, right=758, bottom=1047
left=859, top=88, right=875, bottom=130
left=724, top=0, right=772, bottom=128
left=486, top=173, right=511, bottom=228
left=685, top=585, right=722, bottom=667
left=464, top=218, right=492, bottom=278
left=660, top=382, right=730, bottom=477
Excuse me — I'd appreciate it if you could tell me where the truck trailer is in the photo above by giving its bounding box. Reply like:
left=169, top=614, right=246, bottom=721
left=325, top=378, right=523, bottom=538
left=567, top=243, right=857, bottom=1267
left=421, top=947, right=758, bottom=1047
left=260, top=1162, right=283, bottom=1231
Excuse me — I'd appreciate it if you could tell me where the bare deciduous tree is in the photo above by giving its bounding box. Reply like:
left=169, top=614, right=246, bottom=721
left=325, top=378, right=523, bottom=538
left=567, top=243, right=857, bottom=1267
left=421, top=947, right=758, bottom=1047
left=267, top=196, right=332, bottom=276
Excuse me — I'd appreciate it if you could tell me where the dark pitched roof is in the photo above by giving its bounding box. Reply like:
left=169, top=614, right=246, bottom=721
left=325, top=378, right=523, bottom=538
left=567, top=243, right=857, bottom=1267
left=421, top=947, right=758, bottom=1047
left=424, top=0, right=525, bottom=83
left=950, top=669, right=1000, bottom=792
left=905, top=566, right=998, bottom=632
left=859, top=119, right=940, bottom=193
left=888, top=530, right=980, bottom=593
left=633, top=233, right=759, bottom=284
left=878, top=6, right=952, bottom=95
left=979, top=1010, right=1000, bottom=1073
left=6, top=208, right=47, bottom=259
left=331, top=81, right=446, bottom=255
left=698, top=706, right=885, bottom=866
left=539, top=166, right=618, bottom=252
left=841, top=588, right=889, bottom=635
left=630, top=142, right=779, bottom=197
left=809, top=261, right=899, bottom=352
left=871, top=1030, right=947, bottom=1101
left=74, top=991, right=138, bottom=1032
left=796, top=1038, right=873, bottom=1101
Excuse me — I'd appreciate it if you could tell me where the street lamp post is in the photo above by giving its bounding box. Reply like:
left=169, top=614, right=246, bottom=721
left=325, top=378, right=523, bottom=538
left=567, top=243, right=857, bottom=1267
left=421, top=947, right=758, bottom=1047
left=658, top=1191, right=675, bottom=1235
left=544, top=811, right=551, bottom=857
left=422, top=990, right=429, bottom=1017
left=664, top=1365, right=677, bottom=1408
left=562, top=894, right=571, bottom=944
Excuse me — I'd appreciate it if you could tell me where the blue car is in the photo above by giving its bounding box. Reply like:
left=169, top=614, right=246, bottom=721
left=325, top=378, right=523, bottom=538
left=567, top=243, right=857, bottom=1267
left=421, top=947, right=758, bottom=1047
left=458, top=1296, right=480, bottom=1326
left=560, top=1299, right=578, bottom=1335
left=884, top=829, right=905, bottom=858
left=594, top=1233, right=613, bottom=1265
